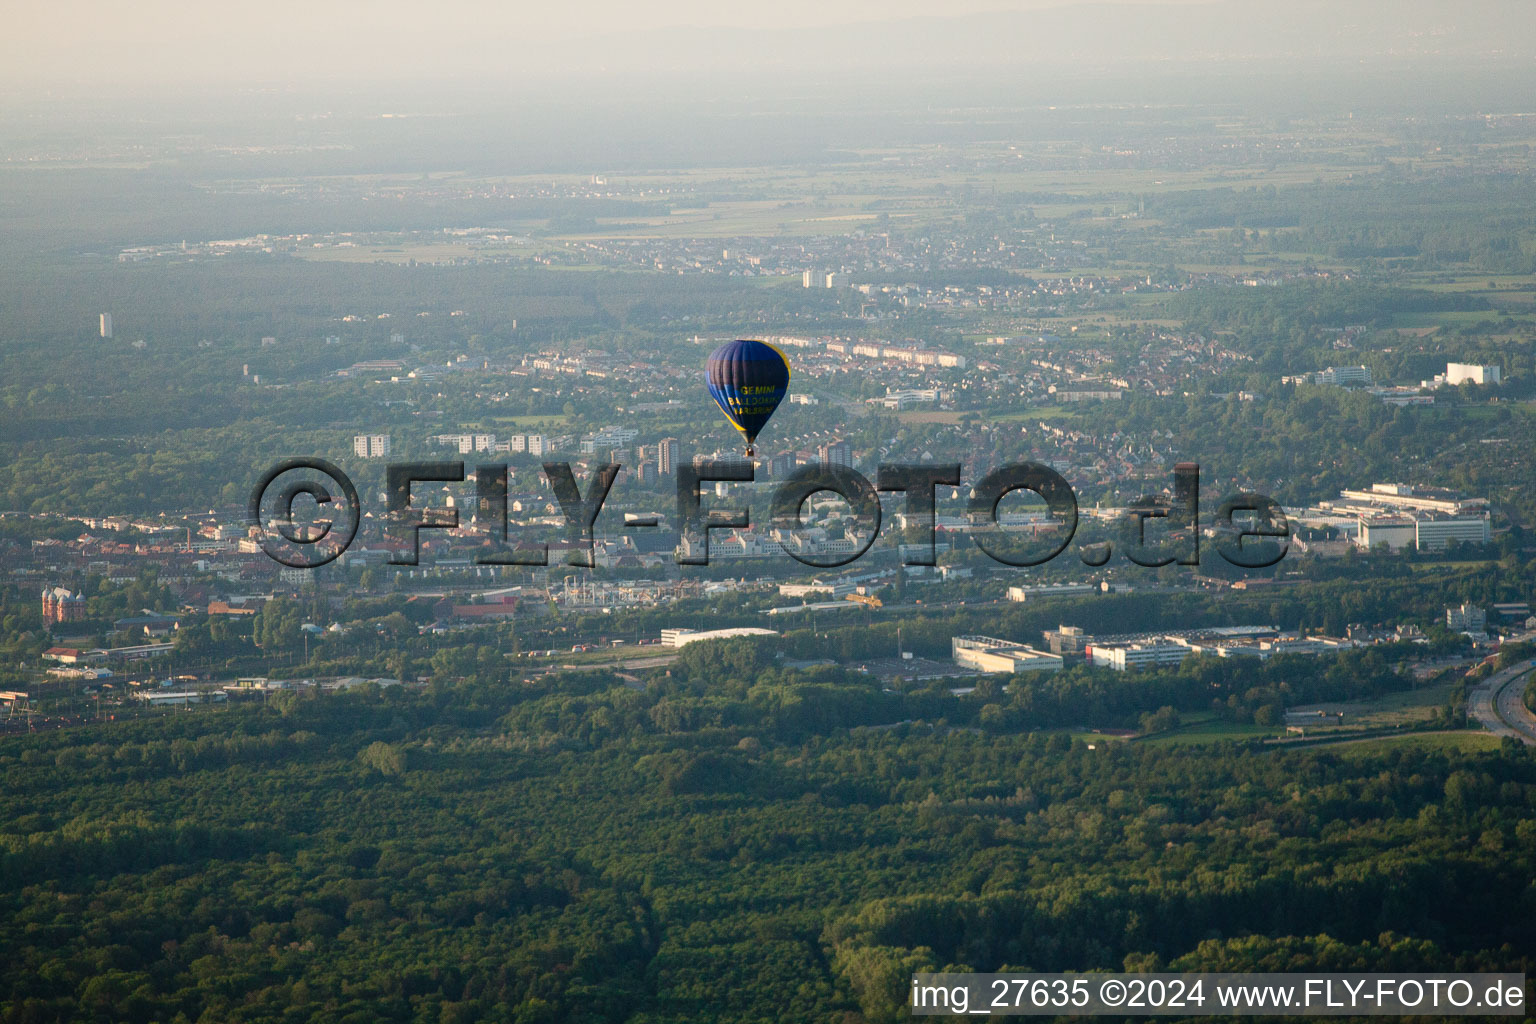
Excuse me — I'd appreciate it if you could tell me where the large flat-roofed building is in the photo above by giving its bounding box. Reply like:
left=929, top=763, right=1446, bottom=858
left=1334, top=483, right=1487, bottom=516
left=1008, top=583, right=1097, bottom=602
left=1412, top=515, right=1491, bottom=551
left=1074, top=625, right=1355, bottom=671
left=1041, top=624, right=1092, bottom=656
left=1316, top=365, right=1373, bottom=387
left=105, top=643, right=175, bottom=661
left=1357, top=516, right=1418, bottom=553
left=1325, top=483, right=1491, bottom=553
left=661, top=627, right=777, bottom=648
left=1445, top=363, right=1501, bottom=386
left=1356, top=513, right=1489, bottom=552
left=952, top=636, right=1063, bottom=675
left=1085, top=641, right=1189, bottom=672
left=135, top=690, right=225, bottom=706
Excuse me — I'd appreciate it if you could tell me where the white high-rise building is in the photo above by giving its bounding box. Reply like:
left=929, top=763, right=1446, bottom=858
left=1446, top=363, right=1501, bottom=386
left=1316, top=365, right=1372, bottom=387
left=434, top=433, right=496, bottom=454
left=657, top=437, right=679, bottom=476
left=353, top=434, right=391, bottom=459
left=99, top=313, right=113, bottom=339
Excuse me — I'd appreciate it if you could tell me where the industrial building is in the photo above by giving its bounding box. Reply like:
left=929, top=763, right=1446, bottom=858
left=1082, top=625, right=1360, bottom=670
left=1323, top=483, right=1492, bottom=553
left=1007, top=583, right=1100, bottom=602
left=660, top=627, right=778, bottom=648
left=134, top=690, right=226, bottom=706
left=1448, top=363, right=1500, bottom=386
left=952, top=636, right=1063, bottom=674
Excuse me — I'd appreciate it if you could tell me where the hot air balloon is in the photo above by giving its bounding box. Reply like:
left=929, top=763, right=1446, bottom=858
left=706, top=339, right=791, bottom=457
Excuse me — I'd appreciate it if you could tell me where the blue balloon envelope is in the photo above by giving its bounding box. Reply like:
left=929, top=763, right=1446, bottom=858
left=705, top=339, right=791, bottom=454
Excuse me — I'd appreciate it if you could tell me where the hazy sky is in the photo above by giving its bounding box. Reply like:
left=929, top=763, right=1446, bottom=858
left=6, top=0, right=1218, bottom=91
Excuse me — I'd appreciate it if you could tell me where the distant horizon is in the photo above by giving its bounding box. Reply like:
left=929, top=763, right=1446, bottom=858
left=5, top=0, right=1531, bottom=96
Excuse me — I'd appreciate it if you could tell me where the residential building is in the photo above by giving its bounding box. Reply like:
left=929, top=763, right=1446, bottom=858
left=657, top=438, right=680, bottom=476
left=434, top=433, right=497, bottom=454
left=353, top=434, right=391, bottom=459
left=1049, top=385, right=1124, bottom=402
left=1446, top=603, right=1487, bottom=632
left=818, top=440, right=853, bottom=468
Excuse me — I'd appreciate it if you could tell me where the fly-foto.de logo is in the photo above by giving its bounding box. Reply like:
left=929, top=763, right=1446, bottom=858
left=248, top=458, right=1288, bottom=571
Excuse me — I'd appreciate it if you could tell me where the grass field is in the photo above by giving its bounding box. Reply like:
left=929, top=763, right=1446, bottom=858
left=1287, top=680, right=1456, bottom=731
left=1336, top=731, right=1503, bottom=755
left=490, top=414, right=573, bottom=428
left=987, top=407, right=1079, bottom=423
left=1394, top=313, right=1511, bottom=328
left=1067, top=730, right=1132, bottom=746
left=895, top=410, right=967, bottom=425
left=263, top=146, right=1408, bottom=247
left=1138, top=714, right=1282, bottom=746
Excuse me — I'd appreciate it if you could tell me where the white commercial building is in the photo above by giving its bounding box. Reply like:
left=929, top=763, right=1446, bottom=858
left=1085, top=641, right=1189, bottom=672
left=1316, top=365, right=1373, bottom=387
left=1445, top=363, right=1501, bottom=386
left=660, top=627, right=778, bottom=648
left=1411, top=515, right=1491, bottom=551
left=1007, top=583, right=1098, bottom=602
left=1335, top=483, right=1486, bottom=515
left=1325, top=483, right=1492, bottom=553
left=1356, top=512, right=1489, bottom=552
left=1357, top=516, right=1418, bottom=553
left=952, top=636, right=1064, bottom=675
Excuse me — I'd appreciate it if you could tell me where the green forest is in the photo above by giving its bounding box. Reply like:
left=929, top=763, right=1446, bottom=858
left=2, top=656, right=1533, bottom=1023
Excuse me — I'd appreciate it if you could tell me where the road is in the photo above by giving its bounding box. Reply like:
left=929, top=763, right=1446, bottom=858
left=1469, top=658, right=1536, bottom=745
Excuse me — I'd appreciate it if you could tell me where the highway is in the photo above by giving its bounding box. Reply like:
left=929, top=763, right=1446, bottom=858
left=1469, top=658, right=1536, bottom=745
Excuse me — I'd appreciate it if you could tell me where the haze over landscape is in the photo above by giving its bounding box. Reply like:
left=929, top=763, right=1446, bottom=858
left=7, top=0, right=1536, bottom=92
left=3, top=2, right=1536, bottom=1022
